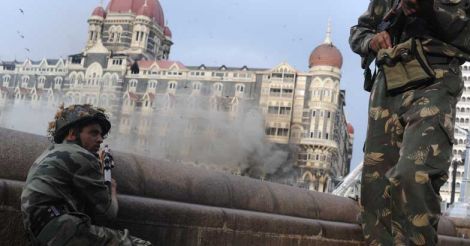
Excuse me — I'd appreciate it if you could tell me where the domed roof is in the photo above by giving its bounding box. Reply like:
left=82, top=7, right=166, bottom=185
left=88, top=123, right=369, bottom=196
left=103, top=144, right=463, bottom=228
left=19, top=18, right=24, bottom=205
left=137, top=4, right=152, bottom=17
left=308, top=20, right=343, bottom=69
left=309, top=43, right=343, bottom=69
left=107, top=0, right=165, bottom=27
left=347, top=123, right=354, bottom=135
left=164, top=26, right=172, bottom=38
left=91, top=6, right=106, bottom=18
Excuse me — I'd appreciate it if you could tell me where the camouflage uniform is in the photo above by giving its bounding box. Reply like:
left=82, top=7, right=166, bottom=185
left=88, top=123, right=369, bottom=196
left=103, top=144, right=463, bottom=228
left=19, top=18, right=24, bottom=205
left=350, top=1, right=469, bottom=245
left=21, top=104, right=151, bottom=245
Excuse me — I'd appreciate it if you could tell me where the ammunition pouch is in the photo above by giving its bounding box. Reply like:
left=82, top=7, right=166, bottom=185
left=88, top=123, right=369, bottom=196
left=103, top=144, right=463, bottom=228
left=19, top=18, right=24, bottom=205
left=376, top=38, right=435, bottom=94
left=30, top=205, right=69, bottom=237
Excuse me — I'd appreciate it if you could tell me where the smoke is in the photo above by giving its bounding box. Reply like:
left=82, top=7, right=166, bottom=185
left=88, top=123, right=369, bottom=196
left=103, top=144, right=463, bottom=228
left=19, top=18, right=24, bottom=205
left=0, top=95, right=294, bottom=182
left=0, top=101, right=56, bottom=137
left=107, top=93, right=293, bottom=180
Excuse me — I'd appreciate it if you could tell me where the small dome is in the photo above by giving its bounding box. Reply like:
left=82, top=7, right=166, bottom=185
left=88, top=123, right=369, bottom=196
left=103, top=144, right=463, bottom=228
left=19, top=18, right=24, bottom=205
left=309, top=43, right=343, bottom=69
left=91, top=6, right=106, bottom=18
left=164, top=26, right=172, bottom=38
left=347, top=123, right=354, bottom=135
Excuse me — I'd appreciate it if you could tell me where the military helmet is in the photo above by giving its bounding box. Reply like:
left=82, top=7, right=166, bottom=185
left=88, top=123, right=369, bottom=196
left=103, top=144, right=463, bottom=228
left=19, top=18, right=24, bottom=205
left=48, top=104, right=111, bottom=143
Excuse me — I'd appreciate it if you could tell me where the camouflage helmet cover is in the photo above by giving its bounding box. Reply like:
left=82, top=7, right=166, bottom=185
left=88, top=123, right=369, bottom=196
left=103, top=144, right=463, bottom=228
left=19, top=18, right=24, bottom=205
left=48, top=104, right=111, bottom=143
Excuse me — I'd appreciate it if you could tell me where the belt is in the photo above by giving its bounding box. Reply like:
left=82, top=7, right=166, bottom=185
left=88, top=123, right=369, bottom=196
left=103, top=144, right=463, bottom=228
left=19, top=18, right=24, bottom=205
left=30, top=205, right=69, bottom=237
left=427, top=55, right=462, bottom=66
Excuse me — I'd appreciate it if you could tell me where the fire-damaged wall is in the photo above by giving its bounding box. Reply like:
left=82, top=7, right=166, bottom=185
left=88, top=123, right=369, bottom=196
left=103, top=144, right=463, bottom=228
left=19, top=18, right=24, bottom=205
left=1, top=127, right=470, bottom=245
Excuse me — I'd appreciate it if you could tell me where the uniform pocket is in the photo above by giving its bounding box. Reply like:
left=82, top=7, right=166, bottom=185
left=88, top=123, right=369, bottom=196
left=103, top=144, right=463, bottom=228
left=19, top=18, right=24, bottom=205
left=36, top=214, right=84, bottom=246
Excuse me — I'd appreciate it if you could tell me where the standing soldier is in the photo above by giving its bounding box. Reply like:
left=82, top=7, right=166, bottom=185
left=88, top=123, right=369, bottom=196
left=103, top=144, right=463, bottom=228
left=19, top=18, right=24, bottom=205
left=21, top=104, right=151, bottom=245
left=350, top=0, right=470, bottom=245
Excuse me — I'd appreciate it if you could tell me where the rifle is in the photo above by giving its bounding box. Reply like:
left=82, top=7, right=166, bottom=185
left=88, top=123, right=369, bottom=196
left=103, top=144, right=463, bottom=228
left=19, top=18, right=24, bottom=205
left=103, top=144, right=115, bottom=185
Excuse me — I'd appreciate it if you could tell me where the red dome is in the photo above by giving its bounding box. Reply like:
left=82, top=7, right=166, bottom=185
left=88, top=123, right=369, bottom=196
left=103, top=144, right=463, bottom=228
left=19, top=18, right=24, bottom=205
left=91, top=6, right=106, bottom=18
left=164, top=26, right=172, bottom=38
left=107, top=0, right=165, bottom=27
left=347, top=123, right=354, bottom=135
left=309, top=43, right=343, bottom=69
left=137, top=4, right=152, bottom=17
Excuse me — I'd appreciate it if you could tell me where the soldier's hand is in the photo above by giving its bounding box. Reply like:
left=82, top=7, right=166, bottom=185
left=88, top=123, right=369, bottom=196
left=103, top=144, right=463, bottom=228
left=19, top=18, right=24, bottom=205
left=401, top=0, right=418, bottom=16
left=369, top=31, right=392, bottom=52
left=98, top=150, right=105, bottom=174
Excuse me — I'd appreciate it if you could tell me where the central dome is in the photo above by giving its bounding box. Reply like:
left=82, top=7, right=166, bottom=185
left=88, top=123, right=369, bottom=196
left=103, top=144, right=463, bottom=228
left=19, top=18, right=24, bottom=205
left=107, top=0, right=165, bottom=27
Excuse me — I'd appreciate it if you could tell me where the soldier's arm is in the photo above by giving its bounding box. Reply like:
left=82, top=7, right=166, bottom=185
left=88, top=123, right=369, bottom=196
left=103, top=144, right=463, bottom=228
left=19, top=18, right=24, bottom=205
left=350, top=0, right=392, bottom=57
left=72, top=150, right=118, bottom=219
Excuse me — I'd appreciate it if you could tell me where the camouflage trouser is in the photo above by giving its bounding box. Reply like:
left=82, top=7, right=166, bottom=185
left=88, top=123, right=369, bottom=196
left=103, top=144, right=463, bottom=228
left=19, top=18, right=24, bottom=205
left=33, top=213, right=152, bottom=246
left=361, top=64, right=463, bottom=246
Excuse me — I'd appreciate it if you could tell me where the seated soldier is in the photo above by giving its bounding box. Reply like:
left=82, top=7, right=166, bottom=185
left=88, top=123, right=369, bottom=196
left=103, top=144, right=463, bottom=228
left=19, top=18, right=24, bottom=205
left=21, top=104, right=151, bottom=245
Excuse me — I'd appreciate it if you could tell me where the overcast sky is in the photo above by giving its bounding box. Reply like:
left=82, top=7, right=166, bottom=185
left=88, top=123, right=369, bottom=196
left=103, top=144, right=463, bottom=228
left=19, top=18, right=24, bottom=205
left=0, top=0, right=371, bottom=170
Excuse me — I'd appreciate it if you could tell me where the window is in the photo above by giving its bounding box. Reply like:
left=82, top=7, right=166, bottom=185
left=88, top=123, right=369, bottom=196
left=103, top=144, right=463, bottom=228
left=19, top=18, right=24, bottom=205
left=38, top=77, right=46, bottom=88
left=2, top=76, right=11, bottom=87
left=236, top=84, right=245, bottom=93
left=22, top=76, right=30, bottom=87
left=268, top=106, right=279, bottom=114
left=192, top=82, right=201, bottom=91
left=129, top=79, right=138, bottom=91
left=168, top=81, right=177, bottom=89
left=277, top=128, right=289, bottom=136
left=270, top=88, right=281, bottom=96
left=280, top=107, right=291, bottom=115
left=214, top=83, right=223, bottom=92
left=148, top=80, right=157, bottom=89
left=265, top=127, right=277, bottom=136
left=282, top=88, right=293, bottom=94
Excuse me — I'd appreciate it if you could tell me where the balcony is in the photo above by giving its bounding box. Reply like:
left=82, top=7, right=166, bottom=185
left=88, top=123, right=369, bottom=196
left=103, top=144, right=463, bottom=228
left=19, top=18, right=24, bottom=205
left=300, top=138, right=338, bottom=149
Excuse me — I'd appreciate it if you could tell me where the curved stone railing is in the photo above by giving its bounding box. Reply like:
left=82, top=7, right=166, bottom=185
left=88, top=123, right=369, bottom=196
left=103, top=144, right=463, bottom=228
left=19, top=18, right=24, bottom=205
left=1, top=127, right=470, bottom=245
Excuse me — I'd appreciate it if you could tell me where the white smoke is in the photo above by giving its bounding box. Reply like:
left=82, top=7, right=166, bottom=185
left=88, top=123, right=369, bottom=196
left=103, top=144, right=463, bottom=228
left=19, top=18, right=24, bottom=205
left=0, top=101, right=56, bottom=137
left=0, top=96, right=293, bottom=180
left=107, top=94, right=291, bottom=178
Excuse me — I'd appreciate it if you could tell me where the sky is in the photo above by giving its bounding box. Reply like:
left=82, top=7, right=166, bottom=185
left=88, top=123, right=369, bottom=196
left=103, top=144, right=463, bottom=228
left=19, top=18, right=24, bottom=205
left=0, top=0, right=371, bottom=170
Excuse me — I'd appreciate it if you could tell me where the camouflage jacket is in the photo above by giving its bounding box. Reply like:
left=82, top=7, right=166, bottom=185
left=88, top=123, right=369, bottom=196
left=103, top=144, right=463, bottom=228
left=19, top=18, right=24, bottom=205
left=350, top=0, right=470, bottom=64
left=21, top=142, right=118, bottom=232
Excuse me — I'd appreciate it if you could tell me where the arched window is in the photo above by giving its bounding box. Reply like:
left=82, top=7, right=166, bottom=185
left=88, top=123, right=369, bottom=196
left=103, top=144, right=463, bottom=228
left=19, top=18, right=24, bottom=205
left=148, top=80, right=157, bottom=90
left=54, top=77, right=63, bottom=89
left=21, top=76, right=30, bottom=88
left=213, top=83, right=223, bottom=96
left=2, top=75, right=11, bottom=87
left=129, top=79, right=138, bottom=92
left=111, top=74, right=119, bottom=86
left=38, top=76, right=46, bottom=88
left=235, top=84, right=245, bottom=96
left=192, top=82, right=201, bottom=91
left=168, top=81, right=177, bottom=90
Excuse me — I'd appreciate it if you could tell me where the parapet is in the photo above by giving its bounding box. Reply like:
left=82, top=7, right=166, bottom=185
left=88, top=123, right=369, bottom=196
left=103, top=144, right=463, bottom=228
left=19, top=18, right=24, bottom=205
left=1, top=127, right=469, bottom=245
